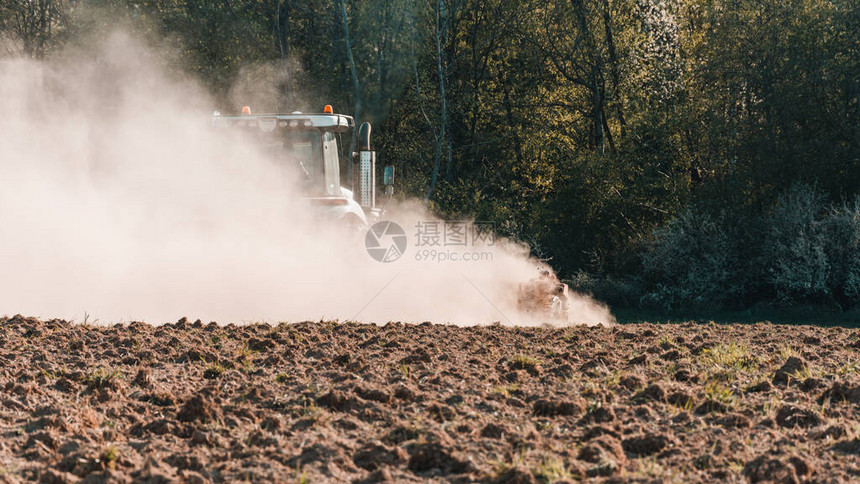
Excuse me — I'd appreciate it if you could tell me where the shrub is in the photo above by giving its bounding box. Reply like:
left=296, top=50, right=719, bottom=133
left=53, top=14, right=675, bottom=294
left=821, top=198, right=860, bottom=308
left=637, top=183, right=860, bottom=311
left=761, top=184, right=829, bottom=303
left=566, top=271, right=643, bottom=308
left=639, top=209, right=736, bottom=310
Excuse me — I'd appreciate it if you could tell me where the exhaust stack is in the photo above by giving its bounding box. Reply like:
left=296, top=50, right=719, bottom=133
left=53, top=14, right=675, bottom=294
left=357, top=122, right=375, bottom=210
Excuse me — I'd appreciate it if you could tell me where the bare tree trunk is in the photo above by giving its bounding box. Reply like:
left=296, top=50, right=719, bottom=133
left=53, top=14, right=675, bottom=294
left=339, top=0, right=361, bottom=188
left=438, top=1, right=453, bottom=188
left=274, top=0, right=292, bottom=111
left=571, top=0, right=605, bottom=155
left=275, top=0, right=291, bottom=59
left=426, top=0, right=448, bottom=201
left=410, top=0, right=441, bottom=202
left=502, top=77, right=523, bottom=166
left=441, top=2, right=454, bottom=183
left=592, top=70, right=605, bottom=155
left=602, top=102, right=616, bottom=153
left=601, top=0, right=626, bottom=141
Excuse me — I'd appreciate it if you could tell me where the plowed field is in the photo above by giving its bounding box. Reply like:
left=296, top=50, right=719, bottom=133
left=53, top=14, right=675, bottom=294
left=2, top=316, right=860, bottom=483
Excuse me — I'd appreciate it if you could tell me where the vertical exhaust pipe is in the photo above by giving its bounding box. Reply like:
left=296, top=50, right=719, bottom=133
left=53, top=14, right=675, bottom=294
left=357, top=122, right=376, bottom=210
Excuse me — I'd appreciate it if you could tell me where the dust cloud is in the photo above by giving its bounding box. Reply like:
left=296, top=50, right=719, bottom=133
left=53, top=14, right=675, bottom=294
left=0, top=33, right=614, bottom=327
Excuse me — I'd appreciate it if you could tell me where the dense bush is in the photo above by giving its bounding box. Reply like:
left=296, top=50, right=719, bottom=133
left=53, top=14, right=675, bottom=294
left=639, top=185, right=860, bottom=311
left=566, top=272, right=643, bottom=309
left=762, top=185, right=829, bottom=303
left=639, top=210, right=734, bottom=310
left=821, top=200, right=860, bottom=308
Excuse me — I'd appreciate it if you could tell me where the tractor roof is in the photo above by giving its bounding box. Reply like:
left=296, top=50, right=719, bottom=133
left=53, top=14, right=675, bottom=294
left=211, top=112, right=354, bottom=133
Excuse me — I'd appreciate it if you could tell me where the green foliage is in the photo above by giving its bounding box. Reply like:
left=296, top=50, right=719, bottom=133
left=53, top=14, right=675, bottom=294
left=641, top=184, right=860, bottom=310
left=1, top=0, right=856, bottom=313
left=534, top=455, right=572, bottom=483
left=100, top=445, right=120, bottom=469
left=509, top=354, right=541, bottom=371
left=821, top=200, right=860, bottom=305
left=84, top=367, right=123, bottom=389
left=763, top=184, right=830, bottom=302
left=567, top=272, right=643, bottom=308
left=703, top=381, right=734, bottom=405
left=641, top=209, right=736, bottom=310
left=701, top=343, right=757, bottom=373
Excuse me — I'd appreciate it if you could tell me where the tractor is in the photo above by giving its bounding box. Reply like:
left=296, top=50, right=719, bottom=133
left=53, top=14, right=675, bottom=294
left=211, top=105, right=394, bottom=228
left=213, top=105, right=570, bottom=322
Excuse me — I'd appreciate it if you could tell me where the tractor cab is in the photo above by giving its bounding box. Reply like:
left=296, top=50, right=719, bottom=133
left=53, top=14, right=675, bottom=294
left=211, top=106, right=391, bottom=228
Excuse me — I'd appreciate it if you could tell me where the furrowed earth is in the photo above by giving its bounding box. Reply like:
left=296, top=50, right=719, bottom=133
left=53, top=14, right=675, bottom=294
left=2, top=316, right=860, bottom=483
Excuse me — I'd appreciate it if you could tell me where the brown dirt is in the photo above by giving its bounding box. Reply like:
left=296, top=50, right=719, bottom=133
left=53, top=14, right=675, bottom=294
left=2, top=315, right=860, bottom=482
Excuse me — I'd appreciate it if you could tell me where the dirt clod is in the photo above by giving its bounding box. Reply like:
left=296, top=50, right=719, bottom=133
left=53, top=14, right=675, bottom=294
left=667, top=391, right=695, bottom=408
left=743, top=456, right=799, bottom=484
left=492, top=466, right=537, bottom=484
left=622, top=434, right=669, bottom=457
left=694, top=399, right=728, bottom=415
left=132, top=368, right=152, bottom=388
left=773, top=357, right=807, bottom=386
left=747, top=380, right=772, bottom=393
left=406, top=441, right=471, bottom=475
left=533, top=399, right=582, bottom=417
left=775, top=405, right=822, bottom=428
left=177, top=395, right=219, bottom=423
left=818, top=382, right=860, bottom=404
left=353, top=442, right=407, bottom=471
left=633, top=383, right=665, bottom=403
left=578, top=436, right=625, bottom=465
left=619, top=374, right=644, bottom=390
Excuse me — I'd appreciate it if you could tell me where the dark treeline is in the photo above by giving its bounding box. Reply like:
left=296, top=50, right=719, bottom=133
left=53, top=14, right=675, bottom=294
left=2, top=0, right=859, bottom=312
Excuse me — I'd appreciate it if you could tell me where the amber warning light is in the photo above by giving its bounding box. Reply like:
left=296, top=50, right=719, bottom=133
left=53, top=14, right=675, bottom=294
left=323, top=105, right=333, bottom=114
left=241, top=106, right=251, bottom=115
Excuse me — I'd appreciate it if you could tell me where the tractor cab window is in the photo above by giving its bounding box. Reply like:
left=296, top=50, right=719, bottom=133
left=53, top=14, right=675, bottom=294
left=322, top=132, right=341, bottom=196
left=281, top=131, right=321, bottom=189
left=262, top=130, right=327, bottom=194
left=259, top=128, right=341, bottom=196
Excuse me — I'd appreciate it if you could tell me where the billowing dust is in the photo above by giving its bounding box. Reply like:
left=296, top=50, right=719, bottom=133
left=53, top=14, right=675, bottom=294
left=0, top=33, right=613, bottom=326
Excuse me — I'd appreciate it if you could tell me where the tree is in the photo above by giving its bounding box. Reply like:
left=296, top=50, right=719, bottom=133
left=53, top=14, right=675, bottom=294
left=0, top=0, right=69, bottom=57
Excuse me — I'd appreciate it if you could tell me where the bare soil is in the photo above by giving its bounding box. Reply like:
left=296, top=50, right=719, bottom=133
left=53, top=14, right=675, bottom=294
left=2, top=315, right=860, bottom=483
